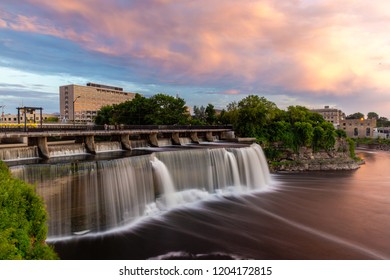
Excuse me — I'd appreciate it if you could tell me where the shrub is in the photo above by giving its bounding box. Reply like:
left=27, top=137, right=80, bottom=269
left=0, top=161, right=58, bottom=259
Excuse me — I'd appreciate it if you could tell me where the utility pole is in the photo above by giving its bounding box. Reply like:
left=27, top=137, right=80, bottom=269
left=73, top=96, right=81, bottom=126
left=0, top=105, right=5, bottom=121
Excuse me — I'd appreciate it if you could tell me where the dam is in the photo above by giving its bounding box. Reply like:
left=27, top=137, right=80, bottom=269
left=0, top=124, right=246, bottom=161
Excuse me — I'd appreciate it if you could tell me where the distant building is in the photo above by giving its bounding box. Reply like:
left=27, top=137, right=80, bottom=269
left=311, top=106, right=346, bottom=127
left=59, top=82, right=137, bottom=123
left=340, top=118, right=377, bottom=138
left=1, top=112, right=59, bottom=124
left=373, top=127, right=390, bottom=139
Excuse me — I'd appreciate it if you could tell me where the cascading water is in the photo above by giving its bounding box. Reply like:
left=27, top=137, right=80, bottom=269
left=95, top=141, right=123, bottom=153
left=150, top=156, right=177, bottom=209
left=0, top=146, right=39, bottom=161
left=49, top=144, right=87, bottom=157
left=226, top=151, right=241, bottom=187
left=10, top=143, right=272, bottom=239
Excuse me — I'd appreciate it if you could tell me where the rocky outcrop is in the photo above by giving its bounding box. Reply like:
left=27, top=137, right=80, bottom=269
left=268, top=139, right=362, bottom=173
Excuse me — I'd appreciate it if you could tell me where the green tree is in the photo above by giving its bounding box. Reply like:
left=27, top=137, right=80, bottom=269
left=293, top=122, right=314, bottom=148
left=112, top=94, right=151, bottom=125
left=269, top=121, right=294, bottom=148
left=95, top=93, right=191, bottom=125
left=235, top=95, right=279, bottom=137
left=321, top=122, right=336, bottom=150
left=0, top=161, right=58, bottom=259
left=145, top=94, right=190, bottom=125
left=367, top=112, right=379, bottom=119
left=377, top=117, right=390, bottom=127
left=312, top=126, right=325, bottom=151
left=94, top=105, right=114, bottom=125
left=205, top=104, right=217, bottom=125
left=192, top=105, right=206, bottom=124
left=346, top=112, right=364, bottom=119
left=218, top=101, right=239, bottom=126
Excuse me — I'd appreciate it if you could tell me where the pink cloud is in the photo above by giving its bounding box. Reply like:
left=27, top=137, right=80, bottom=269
left=3, top=0, right=390, bottom=98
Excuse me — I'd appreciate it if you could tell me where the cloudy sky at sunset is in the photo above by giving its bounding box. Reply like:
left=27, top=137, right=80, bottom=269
left=1, top=0, right=390, bottom=117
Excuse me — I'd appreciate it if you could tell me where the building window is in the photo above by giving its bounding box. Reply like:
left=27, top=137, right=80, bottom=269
left=366, top=128, right=371, bottom=137
left=354, top=128, right=359, bottom=136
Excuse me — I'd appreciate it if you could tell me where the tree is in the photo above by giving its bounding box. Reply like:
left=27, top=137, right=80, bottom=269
left=269, top=121, right=294, bottom=148
left=377, top=117, right=390, bottom=127
left=111, top=94, right=151, bottom=125
left=205, top=104, right=217, bottom=125
left=146, top=94, right=190, bottom=125
left=367, top=112, right=379, bottom=119
left=321, top=122, right=336, bottom=151
left=346, top=112, right=364, bottom=119
left=94, top=105, right=114, bottom=125
left=235, top=95, right=279, bottom=137
left=293, top=122, right=314, bottom=148
left=312, top=126, right=325, bottom=151
left=94, top=93, right=191, bottom=125
left=218, top=101, right=239, bottom=127
left=192, top=105, right=206, bottom=124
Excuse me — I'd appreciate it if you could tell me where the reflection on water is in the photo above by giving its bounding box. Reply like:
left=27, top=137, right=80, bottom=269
left=46, top=149, right=390, bottom=260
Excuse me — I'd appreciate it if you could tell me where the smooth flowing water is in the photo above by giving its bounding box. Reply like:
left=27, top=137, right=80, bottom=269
left=10, top=146, right=390, bottom=260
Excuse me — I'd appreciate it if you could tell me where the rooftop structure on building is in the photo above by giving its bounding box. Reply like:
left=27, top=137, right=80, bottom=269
left=59, top=82, right=137, bottom=123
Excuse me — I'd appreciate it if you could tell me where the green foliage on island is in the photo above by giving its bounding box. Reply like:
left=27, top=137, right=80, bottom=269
left=219, top=95, right=342, bottom=155
left=0, top=161, right=58, bottom=259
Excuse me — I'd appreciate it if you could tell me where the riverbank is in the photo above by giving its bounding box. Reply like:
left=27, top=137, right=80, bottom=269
left=267, top=139, right=362, bottom=173
left=269, top=156, right=361, bottom=173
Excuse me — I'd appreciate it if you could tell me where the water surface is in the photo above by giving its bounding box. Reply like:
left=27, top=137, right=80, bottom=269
left=49, top=149, right=390, bottom=259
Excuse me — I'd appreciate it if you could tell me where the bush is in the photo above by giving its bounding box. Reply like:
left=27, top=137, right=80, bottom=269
left=0, top=161, right=58, bottom=259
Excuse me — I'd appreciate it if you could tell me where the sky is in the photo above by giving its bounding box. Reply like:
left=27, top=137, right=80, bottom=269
left=0, top=0, right=390, bottom=117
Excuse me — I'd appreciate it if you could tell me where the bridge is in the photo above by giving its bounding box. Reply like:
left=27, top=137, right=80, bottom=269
left=0, top=124, right=236, bottom=159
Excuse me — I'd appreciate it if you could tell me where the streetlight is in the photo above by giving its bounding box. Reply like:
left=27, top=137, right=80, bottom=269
left=0, top=105, right=5, bottom=121
left=73, top=95, right=81, bottom=126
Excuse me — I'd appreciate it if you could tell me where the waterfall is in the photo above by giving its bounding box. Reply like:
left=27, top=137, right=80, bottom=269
left=226, top=151, right=241, bottom=187
left=10, top=143, right=272, bottom=239
left=95, top=141, right=123, bottom=153
left=0, top=147, right=39, bottom=161
left=49, top=144, right=87, bottom=157
left=151, top=156, right=177, bottom=209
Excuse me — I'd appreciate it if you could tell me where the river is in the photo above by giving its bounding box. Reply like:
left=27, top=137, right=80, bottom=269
left=10, top=146, right=390, bottom=260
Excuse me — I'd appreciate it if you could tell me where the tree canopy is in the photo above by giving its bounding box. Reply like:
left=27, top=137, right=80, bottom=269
left=95, top=93, right=190, bottom=125
left=219, top=96, right=339, bottom=152
left=346, top=112, right=364, bottom=119
left=95, top=93, right=344, bottom=153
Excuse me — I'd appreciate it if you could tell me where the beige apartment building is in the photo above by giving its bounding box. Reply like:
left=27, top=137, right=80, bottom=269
left=59, top=82, right=136, bottom=123
left=311, top=106, right=346, bottom=127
